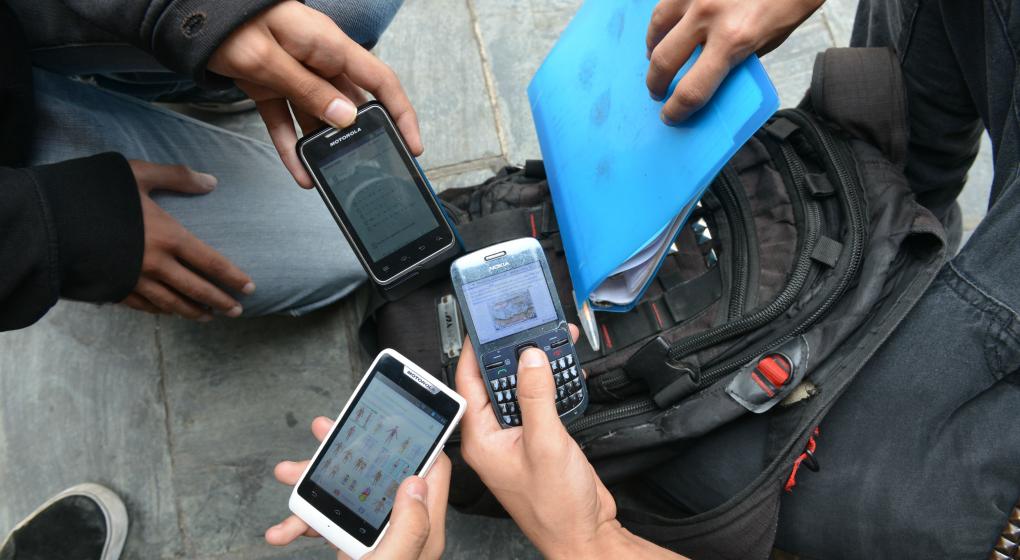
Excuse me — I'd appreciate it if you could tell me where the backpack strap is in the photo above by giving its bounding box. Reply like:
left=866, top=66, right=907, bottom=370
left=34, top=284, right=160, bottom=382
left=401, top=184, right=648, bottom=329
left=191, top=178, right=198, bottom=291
left=806, top=47, right=908, bottom=166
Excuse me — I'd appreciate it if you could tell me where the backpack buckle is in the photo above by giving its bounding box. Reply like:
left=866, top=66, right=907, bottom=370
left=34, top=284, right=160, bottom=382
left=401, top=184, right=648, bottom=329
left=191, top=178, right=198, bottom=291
left=725, top=336, right=809, bottom=414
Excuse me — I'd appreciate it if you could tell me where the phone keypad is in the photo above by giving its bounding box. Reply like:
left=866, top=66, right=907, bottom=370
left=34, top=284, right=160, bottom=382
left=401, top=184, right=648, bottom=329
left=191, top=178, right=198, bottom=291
left=486, top=350, right=585, bottom=427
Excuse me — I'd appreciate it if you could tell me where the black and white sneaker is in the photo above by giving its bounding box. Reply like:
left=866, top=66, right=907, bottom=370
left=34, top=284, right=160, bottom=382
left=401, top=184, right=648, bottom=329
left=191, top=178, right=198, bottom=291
left=0, top=483, right=128, bottom=560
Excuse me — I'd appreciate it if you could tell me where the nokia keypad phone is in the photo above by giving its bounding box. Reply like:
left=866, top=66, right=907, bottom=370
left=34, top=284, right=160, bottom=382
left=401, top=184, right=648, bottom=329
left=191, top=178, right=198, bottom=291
left=298, top=102, right=461, bottom=301
left=450, top=237, right=588, bottom=428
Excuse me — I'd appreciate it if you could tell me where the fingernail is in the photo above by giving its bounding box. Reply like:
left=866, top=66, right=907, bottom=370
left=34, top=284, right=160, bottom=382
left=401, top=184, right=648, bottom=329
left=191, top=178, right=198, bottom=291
left=323, top=98, right=356, bottom=129
left=199, top=314, right=213, bottom=323
left=650, top=90, right=664, bottom=102
left=226, top=305, right=243, bottom=318
left=520, top=348, right=546, bottom=368
left=198, top=173, right=218, bottom=190
left=405, top=478, right=427, bottom=503
left=242, top=282, right=256, bottom=295
left=661, top=112, right=678, bottom=126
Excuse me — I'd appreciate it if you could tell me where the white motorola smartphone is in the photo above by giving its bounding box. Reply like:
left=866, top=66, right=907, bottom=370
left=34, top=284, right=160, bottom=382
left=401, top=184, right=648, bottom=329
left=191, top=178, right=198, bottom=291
left=288, top=349, right=466, bottom=559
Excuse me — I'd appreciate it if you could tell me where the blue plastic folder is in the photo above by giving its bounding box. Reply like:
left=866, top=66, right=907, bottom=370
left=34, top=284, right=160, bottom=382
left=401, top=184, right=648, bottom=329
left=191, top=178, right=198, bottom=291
left=528, top=0, right=778, bottom=348
left=530, top=0, right=775, bottom=344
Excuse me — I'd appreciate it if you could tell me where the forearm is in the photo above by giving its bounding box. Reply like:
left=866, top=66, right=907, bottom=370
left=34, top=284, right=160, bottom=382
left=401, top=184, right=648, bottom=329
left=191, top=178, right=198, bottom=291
left=0, top=154, right=143, bottom=331
left=52, top=0, right=281, bottom=83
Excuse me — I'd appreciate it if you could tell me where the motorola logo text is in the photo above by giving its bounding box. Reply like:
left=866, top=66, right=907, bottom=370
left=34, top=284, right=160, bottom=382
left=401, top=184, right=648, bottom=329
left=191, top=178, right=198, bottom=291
left=329, top=128, right=362, bottom=147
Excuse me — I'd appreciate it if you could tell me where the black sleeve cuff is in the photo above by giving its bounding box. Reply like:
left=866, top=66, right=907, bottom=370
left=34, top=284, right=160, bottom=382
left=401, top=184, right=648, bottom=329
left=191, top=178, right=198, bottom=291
left=29, top=153, right=144, bottom=303
left=150, top=0, right=283, bottom=85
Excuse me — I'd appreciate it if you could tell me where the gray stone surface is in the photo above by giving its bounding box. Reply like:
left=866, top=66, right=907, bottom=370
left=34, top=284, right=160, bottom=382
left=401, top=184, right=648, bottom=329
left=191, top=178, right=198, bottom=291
left=0, top=0, right=998, bottom=558
left=374, top=0, right=503, bottom=174
left=0, top=303, right=183, bottom=557
left=761, top=12, right=835, bottom=107
left=157, top=298, right=368, bottom=559
left=470, top=0, right=582, bottom=164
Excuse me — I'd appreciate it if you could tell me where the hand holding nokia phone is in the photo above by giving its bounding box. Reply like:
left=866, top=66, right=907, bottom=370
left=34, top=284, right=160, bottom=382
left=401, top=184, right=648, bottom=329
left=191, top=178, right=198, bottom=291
left=298, top=102, right=462, bottom=301
left=289, top=350, right=465, bottom=559
left=451, top=237, right=589, bottom=428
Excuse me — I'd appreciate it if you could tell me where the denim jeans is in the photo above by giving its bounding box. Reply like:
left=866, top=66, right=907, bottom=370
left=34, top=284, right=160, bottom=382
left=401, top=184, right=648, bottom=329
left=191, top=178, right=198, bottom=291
left=644, top=1, right=1020, bottom=557
left=25, top=0, right=404, bottom=316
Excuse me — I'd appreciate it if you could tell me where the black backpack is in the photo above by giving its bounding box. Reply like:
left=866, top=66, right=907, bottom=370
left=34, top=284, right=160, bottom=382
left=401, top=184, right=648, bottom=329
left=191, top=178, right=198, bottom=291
left=358, top=48, right=948, bottom=558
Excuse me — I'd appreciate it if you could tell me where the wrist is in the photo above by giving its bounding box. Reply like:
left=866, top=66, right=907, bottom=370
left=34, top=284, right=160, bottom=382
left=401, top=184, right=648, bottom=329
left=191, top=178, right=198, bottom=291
left=544, top=521, right=632, bottom=560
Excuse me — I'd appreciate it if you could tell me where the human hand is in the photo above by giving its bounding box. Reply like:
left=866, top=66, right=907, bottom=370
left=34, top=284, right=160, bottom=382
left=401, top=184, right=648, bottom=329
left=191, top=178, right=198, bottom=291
left=267, top=416, right=451, bottom=560
left=207, top=0, right=421, bottom=188
left=646, top=0, right=823, bottom=123
left=455, top=325, right=626, bottom=558
left=121, top=160, right=253, bottom=321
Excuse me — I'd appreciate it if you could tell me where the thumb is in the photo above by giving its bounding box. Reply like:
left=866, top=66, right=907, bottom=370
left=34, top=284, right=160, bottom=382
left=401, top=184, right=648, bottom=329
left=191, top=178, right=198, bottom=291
left=515, top=348, right=562, bottom=446
left=371, top=476, right=430, bottom=559
left=131, top=161, right=217, bottom=195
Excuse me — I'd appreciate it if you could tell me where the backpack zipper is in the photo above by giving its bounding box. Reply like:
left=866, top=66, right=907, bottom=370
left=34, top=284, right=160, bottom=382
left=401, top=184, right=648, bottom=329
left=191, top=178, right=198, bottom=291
left=694, top=110, right=868, bottom=386
left=589, top=169, right=751, bottom=401
left=568, top=397, right=657, bottom=434
left=664, top=136, right=822, bottom=364
left=717, top=167, right=751, bottom=319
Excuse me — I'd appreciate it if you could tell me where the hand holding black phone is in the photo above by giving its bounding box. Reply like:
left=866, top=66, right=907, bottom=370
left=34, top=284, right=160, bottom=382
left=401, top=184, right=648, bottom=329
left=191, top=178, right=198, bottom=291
left=298, top=102, right=461, bottom=301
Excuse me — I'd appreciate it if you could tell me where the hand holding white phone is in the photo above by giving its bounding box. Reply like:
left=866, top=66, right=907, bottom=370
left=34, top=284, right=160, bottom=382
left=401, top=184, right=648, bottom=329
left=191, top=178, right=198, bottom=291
left=270, top=350, right=465, bottom=559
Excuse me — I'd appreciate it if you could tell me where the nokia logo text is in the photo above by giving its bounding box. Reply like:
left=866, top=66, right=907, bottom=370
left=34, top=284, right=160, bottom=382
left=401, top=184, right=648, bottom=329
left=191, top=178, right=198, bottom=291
left=329, top=127, right=362, bottom=146
left=488, top=262, right=509, bottom=272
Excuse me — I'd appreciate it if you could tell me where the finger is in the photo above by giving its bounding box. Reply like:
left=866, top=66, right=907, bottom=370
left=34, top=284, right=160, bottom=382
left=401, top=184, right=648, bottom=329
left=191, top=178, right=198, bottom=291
left=646, top=0, right=690, bottom=57
left=312, top=416, right=334, bottom=441
left=423, top=453, right=451, bottom=517
left=253, top=43, right=359, bottom=131
left=342, top=48, right=423, bottom=156
left=454, top=337, right=502, bottom=437
left=515, top=348, right=562, bottom=451
left=661, top=42, right=732, bottom=124
left=568, top=323, right=579, bottom=343
left=274, top=460, right=310, bottom=486
left=332, top=74, right=369, bottom=107
left=420, top=454, right=451, bottom=560
left=251, top=94, right=314, bottom=188
left=136, top=277, right=213, bottom=322
left=174, top=231, right=255, bottom=298
left=265, top=514, right=313, bottom=546
left=132, top=161, right=218, bottom=195
left=646, top=14, right=701, bottom=101
left=292, top=107, right=322, bottom=137
left=157, top=260, right=243, bottom=317
left=371, top=477, right=431, bottom=559
left=264, top=15, right=423, bottom=156
left=121, top=293, right=164, bottom=314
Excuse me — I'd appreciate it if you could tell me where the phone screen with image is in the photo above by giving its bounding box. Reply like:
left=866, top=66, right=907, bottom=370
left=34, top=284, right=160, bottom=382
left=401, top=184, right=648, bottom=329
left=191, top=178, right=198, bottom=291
left=460, top=261, right=559, bottom=345
left=309, top=374, right=445, bottom=527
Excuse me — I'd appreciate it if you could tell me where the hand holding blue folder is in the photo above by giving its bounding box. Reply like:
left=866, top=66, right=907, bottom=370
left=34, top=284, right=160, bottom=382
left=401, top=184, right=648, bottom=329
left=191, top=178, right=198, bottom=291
left=527, top=0, right=779, bottom=350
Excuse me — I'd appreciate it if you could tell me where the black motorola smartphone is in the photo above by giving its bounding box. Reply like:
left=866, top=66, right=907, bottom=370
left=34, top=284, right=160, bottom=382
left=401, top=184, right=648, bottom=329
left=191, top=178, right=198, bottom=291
left=450, top=237, right=589, bottom=428
left=298, top=102, right=461, bottom=301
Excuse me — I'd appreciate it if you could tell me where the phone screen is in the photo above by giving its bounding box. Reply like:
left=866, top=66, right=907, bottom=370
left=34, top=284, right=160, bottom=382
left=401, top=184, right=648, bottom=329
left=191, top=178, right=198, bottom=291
left=318, top=127, right=440, bottom=262
left=310, top=374, right=445, bottom=527
left=460, top=261, right=558, bottom=345
left=298, top=354, right=459, bottom=545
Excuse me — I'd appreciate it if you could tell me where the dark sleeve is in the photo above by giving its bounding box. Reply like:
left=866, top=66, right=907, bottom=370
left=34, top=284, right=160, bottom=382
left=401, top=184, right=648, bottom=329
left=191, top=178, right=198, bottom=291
left=52, top=0, right=282, bottom=83
left=0, top=153, right=144, bottom=331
